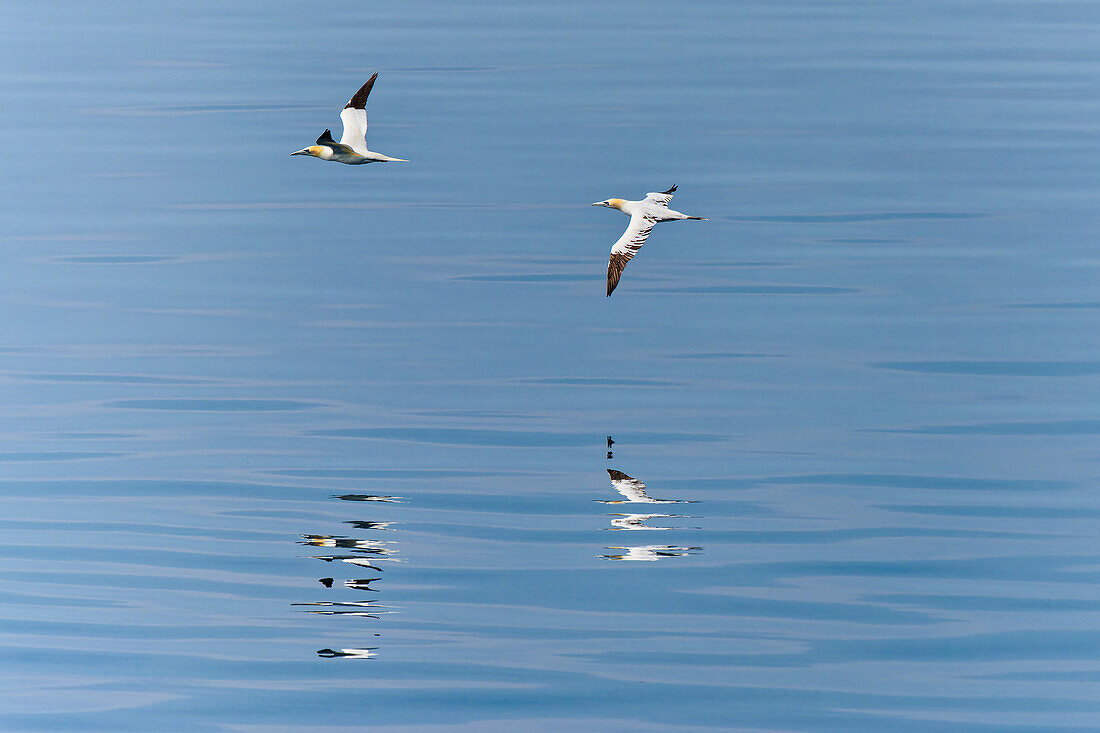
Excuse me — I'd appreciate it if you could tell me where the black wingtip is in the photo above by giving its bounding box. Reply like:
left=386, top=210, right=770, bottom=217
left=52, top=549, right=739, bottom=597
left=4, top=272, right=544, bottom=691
left=661, top=184, right=677, bottom=195
left=345, top=72, right=378, bottom=109
left=316, top=128, right=335, bottom=145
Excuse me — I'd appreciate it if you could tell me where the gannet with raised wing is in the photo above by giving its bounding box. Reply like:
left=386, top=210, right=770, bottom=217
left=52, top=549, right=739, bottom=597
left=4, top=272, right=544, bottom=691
left=591, top=185, right=705, bottom=296
left=291, top=73, right=407, bottom=164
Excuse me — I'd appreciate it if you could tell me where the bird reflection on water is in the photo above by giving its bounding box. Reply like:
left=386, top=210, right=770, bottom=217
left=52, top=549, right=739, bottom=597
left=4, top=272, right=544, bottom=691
left=316, top=648, right=378, bottom=659
left=292, top=599, right=395, bottom=618
left=333, top=493, right=404, bottom=503
left=598, top=467, right=701, bottom=561
left=302, top=534, right=398, bottom=554
left=600, top=545, right=702, bottom=562
left=346, top=578, right=382, bottom=592
left=607, top=512, right=681, bottom=531
left=300, top=493, right=403, bottom=659
left=345, top=520, right=395, bottom=531
left=600, top=469, right=697, bottom=505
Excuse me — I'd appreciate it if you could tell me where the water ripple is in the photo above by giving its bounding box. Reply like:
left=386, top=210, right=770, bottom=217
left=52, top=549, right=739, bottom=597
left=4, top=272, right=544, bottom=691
left=873, top=360, right=1100, bottom=377
left=107, top=399, right=324, bottom=412
left=308, top=428, right=723, bottom=447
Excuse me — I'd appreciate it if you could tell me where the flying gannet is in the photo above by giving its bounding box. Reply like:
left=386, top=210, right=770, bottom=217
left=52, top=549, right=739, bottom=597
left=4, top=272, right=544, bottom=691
left=291, top=73, right=407, bottom=164
left=591, top=185, right=705, bottom=296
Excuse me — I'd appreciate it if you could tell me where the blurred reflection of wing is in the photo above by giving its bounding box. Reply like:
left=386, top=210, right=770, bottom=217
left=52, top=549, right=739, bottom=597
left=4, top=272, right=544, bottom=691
left=601, top=469, right=692, bottom=504
left=599, top=544, right=703, bottom=562
left=606, top=469, right=656, bottom=502
left=293, top=600, right=395, bottom=617
left=317, top=647, right=377, bottom=659
left=346, top=578, right=382, bottom=591
left=345, top=520, right=394, bottom=531
left=607, top=513, right=679, bottom=530
left=333, top=493, right=403, bottom=503
left=301, top=534, right=396, bottom=552
left=310, top=554, right=401, bottom=572
left=343, top=556, right=399, bottom=568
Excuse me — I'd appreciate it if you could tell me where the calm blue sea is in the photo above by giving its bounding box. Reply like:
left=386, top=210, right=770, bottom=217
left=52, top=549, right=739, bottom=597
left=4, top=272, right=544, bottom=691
left=2, top=0, right=1100, bottom=730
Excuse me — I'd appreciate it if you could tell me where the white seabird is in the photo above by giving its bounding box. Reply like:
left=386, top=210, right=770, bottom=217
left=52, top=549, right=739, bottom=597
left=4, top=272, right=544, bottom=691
left=291, top=73, right=407, bottom=164
left=591, top=185, right=705, bottom=296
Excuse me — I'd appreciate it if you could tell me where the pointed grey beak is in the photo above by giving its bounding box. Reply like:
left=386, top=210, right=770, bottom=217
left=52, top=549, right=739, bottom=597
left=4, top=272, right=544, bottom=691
left=590, top=202, right=604, bottom=207
left=290, top=149, right=310, bottom=156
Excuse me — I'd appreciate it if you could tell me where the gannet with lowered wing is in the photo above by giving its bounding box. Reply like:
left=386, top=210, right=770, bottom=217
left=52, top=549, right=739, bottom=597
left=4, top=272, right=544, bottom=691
left=591, top=185, right=705, bottom=296
left=291, top=73, right=407, bottom=164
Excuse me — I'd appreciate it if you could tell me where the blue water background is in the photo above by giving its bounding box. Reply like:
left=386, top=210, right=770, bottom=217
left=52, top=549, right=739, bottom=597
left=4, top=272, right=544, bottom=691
left=2, top=0, right=1100, bottom=730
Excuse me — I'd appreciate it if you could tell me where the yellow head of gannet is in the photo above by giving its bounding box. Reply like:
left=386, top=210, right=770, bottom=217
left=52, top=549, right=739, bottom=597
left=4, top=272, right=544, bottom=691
left=290, top=131, right=337, bottom=160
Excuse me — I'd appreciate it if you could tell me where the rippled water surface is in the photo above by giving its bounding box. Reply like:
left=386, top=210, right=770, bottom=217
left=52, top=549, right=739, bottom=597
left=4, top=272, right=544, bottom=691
left=3, top=1, right=1100, bottom=730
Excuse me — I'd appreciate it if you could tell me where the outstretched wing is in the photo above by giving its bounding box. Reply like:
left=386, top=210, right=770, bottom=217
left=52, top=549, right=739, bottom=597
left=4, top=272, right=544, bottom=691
left=606, top=213, right=655, bottom=296
left=607, top=469, right=653, bottom=502
left=339, top=73, right=377, bottom=154
left=643, top=184, right=677, bottom=207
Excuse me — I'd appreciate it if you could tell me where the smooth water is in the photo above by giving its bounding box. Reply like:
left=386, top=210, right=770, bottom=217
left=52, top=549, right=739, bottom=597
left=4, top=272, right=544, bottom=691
left=3, top=0, right=1100, bottom=730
